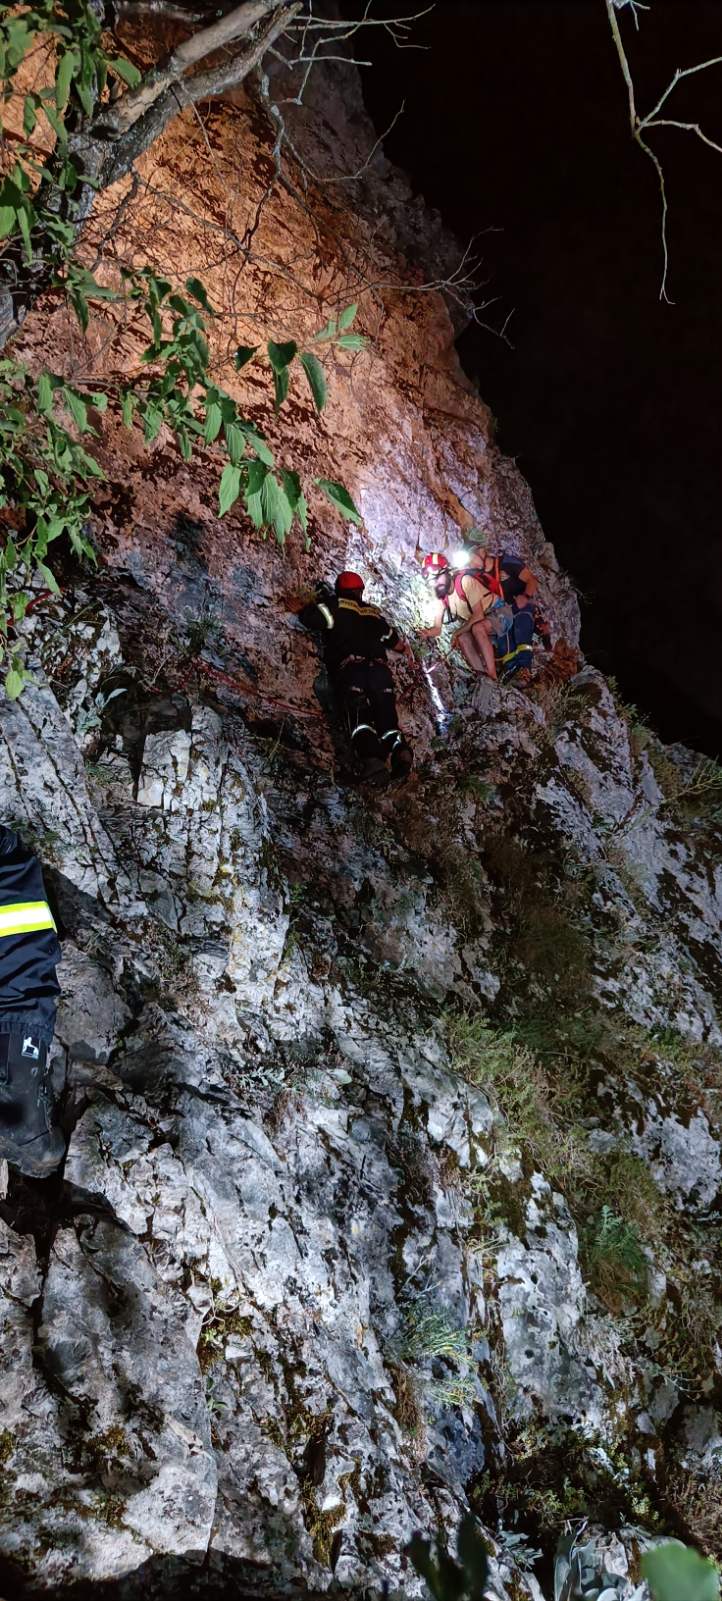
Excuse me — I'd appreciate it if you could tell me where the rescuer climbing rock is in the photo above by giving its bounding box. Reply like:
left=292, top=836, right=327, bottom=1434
left=0, top=826, right=64, bottom=1179
left=299, top=572, right=414, bottom=787
left=419, top=544, right=551, bottom=683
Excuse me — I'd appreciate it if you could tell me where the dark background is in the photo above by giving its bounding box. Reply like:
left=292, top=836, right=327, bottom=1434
left=357, top=0, right=722, bottom=755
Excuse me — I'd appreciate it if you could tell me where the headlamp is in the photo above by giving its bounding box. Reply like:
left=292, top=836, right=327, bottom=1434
left=451, top=548, right=472, bottom=569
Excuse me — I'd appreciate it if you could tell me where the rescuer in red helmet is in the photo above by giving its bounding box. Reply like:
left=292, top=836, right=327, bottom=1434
left=418, top=552, right=498, bottom=679
left=299, top=572, right=414, bottom=787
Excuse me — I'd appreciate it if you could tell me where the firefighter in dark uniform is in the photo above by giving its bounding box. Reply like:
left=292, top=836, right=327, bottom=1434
left=0, top=826, right=64, bottom=1178
left=299, top=571, right=414, bottom=786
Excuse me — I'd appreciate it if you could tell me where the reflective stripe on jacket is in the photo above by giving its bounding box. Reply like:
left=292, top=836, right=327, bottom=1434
left=0, top=827, right=60, bottom=1040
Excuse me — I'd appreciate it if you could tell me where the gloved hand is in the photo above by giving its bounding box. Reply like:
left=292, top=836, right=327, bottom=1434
left=315, top=580, right=334, bottom=604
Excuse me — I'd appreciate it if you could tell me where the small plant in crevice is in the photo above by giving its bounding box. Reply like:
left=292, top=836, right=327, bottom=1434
left=389, top=1295, right=477, bottom=1425
left=582, top=1204, right=649, bottom=1314
left=196, top=1281, right=251, bottom=1373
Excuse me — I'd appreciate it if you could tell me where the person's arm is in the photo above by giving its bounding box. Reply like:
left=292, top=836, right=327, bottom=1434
left=516, top=565, right=538, bottom=602
left=418, top=602, right=445, bottom=640
left=298, top=584, right=335, bottom=633
left=391, top=636, right=416, bottom=664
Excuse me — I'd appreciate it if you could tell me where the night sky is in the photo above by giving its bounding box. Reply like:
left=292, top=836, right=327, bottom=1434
left=358, top=0, right=722, bottom=756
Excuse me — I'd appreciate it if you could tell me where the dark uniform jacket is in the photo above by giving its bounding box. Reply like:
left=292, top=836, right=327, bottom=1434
left=299, top=592, right=400, bottom=673
left=0, top=827, right=60, bottom=1041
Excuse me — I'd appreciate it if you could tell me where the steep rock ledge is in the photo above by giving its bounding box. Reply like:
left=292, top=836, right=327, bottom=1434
left=0, top=28, right=721, bottom=1601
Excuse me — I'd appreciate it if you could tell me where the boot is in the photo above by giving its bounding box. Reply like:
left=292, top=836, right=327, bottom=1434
left=389, top=741, right=414, bottom=785
left=0, top=1033, right=65, bottom=1179
left=359, top=755, right=389, bottom=788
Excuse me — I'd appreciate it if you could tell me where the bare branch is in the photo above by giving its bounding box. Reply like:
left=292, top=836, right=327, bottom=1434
left=642, top=56, right=722, bottom=125
left=605, top=0, right=636, bottom=130
left=645, top=117, right=722, bottom=158
left=604, top=0, right=722, bottom=302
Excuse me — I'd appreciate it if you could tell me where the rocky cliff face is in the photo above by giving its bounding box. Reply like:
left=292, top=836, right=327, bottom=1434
left=1, top=27, right=721, bottom=1601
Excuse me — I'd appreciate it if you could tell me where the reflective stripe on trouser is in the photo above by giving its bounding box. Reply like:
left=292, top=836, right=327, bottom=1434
left=0, top=901, right=56, bottom=938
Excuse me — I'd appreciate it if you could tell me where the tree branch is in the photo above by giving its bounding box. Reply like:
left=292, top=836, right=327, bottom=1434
left=97, top=0, right=293, bottom=137
left=98, top=4, right=301, bottom=188
left=604, top=0, right=722, bottom=302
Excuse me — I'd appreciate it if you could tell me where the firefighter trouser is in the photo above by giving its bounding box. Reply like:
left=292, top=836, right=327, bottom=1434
left=335, top=659, right=405, bottom=761
left=495, top=608, right=535, bottom=679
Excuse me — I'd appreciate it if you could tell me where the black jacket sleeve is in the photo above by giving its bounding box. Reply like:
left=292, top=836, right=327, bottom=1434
left=299, top=601, right=332, bottom=633
left=0, top=827, right=61, bottom=1041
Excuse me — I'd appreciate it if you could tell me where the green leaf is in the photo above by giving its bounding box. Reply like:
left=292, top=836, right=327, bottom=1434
left=244, top=461, right=267, bottom=528
left=0, top=207, right=16, bottom=239
left=36, top=372, right=53, bottom=414
left=75, top=75, right=94, bottom=118
left=315, top=478, right=363, bottom=526
left=218, top=463, right=241, bottom=517
left=336, top=333, right=368, bottom=351
left=273, top=364, right=290, bottom=412
left=55, top=51, right=77, bottom=112
left=299, top=351, right=327, bottom=413
left=109, top=55, right=142, bottom=88
left=407, top=1537, right=444, bottom=1601
left=90, top=392, right=108, bottom=413
left=33, top=469, right=50, bottom=494
left=338, top=302, right=358, bottom=330
left=238, top=424, right=274, bottom=467
left=261, top=473, right=293, bottom=545
left=312, top=318, right=337, bottom=344
left=17, top=205, right=32, bottom=263
left=36, top=561, right=60, bottom=595
left=143, top=404, right=162, bottom=443
left=64, top=388, right=89, bottom=433
left=22, top=95, right=37, bottom=137
left=185, top=277, right=215, bottom=315
left=42, top=103, right=67, bottom=145
left=121, top=390, right=136, bottom=428
left=234, top=344, right=258, bottom=370
left=280, top=469, right=308, bottom=533
left=642, top=1544, right=720, bottom=1601
left=224, top=423, right=244, bottom=465
left=73, top=447, right=104, bottom=479
left=204, top=402, right=222, bottom=444
left=267, top=339, right=298, bottom=372
left=456, top=1516, right=490, bottom=1591
left=4, top=666, right=24, bottom=701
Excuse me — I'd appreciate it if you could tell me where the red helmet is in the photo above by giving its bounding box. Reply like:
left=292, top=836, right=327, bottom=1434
left=422, top=552, right=449, bottom=573
left=335, top=571, right=364, bottom=594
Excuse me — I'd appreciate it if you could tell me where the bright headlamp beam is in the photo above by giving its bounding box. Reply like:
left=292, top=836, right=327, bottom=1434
left=451, top=548, right=472, bottom=569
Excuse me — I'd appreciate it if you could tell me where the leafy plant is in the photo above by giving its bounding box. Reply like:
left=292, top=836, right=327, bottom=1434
left=0, top=9, right=365, bottom=694
left=408, top=1514, right=490, bottom=1601
left=584, top=1203, right=648, bottom=1312
left=642, top=1542, right=720, bottom=1601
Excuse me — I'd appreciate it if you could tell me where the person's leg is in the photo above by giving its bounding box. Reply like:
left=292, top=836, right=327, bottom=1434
left=470, top=620, right=498, bottom=679
left=453, top=629, right=486, bottom=673
left=338, top=666, right=387, bottom=782
left=498, top=611, right=535, bottom=682
left=0, top=1031, right=65, bottom=1178
left=369, top=665, right=413, bottom=779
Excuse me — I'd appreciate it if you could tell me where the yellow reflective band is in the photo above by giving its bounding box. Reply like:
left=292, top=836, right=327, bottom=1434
left=338, top=599, right=380, bottom=618
left=317, top=604, right=334, bottom=628
left=0, top=900, right=56, bottom=937
left=498, top=644, right=533, bottom=665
